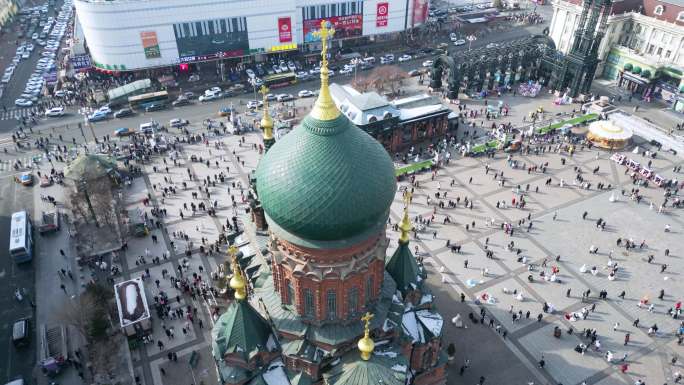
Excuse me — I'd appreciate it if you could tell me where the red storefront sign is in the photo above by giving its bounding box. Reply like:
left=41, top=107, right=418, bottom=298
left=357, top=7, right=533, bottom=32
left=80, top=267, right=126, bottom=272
left=303, top=14, right=363, bottom=42
left=278, top=17, right=293, bottom=43
left=377, top=2, right=389, bottom=27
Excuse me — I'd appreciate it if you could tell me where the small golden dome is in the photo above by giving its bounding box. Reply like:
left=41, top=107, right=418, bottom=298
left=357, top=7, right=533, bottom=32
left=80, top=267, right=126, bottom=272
left=357, top=335, right=375, bottom=361
left=358, top=312, right=375, bottom=360
left=259, top=85, right=274, bottom=141
left=228, top=245, right=247, bottom=300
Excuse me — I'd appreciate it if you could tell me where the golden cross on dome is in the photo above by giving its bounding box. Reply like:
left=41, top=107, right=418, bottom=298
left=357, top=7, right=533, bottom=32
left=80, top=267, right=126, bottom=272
left=402, top=190, right=413, bottom=207
left=228, top=245, right=240, bottom=272
left=228, top=244, right=247, bottom=300
left=312, top=20, right=335, bottom=67
left=361, top=312, right=374, bottom=334
left=259, top=85, right=269, bottom=98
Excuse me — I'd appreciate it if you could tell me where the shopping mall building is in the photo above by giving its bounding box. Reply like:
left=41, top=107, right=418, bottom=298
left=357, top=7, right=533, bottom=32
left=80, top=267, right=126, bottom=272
left=73, top=0, right=430, bottom=72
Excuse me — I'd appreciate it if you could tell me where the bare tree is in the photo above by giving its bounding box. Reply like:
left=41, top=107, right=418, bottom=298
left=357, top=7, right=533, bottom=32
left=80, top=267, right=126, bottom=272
left=368, top=66, right=408, bottom=95
left=87, top=178, right=119, bottom=230
left=66, top=175, right=120, bottom=230
left=351, top=75, right=373, bottom=92
left=67, top=188, right=90, bottom=225
left=54, top=290, right=97, bottom=340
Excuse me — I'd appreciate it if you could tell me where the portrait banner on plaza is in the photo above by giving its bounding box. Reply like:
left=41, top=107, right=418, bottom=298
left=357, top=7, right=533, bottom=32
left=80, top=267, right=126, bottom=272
left=140, top=31, right=161, bottom=59
left=303, top=14, right=363, bottom=43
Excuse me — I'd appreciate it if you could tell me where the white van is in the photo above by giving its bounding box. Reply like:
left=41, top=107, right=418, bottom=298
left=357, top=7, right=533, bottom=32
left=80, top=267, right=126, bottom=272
left=139, top=121, right=157, bottom=134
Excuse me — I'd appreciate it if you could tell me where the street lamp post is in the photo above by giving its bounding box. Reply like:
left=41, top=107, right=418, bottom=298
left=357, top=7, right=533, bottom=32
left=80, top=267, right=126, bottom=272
left=249, top=78, right=258, bottom=102
left=351, top=58, right=362, bottom=83
left=467, top=35, right=477, bottom=51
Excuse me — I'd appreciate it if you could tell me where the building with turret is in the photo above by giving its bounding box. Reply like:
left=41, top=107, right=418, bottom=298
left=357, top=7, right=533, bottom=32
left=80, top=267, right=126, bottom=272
left=212, top=19, right=448, bottom=385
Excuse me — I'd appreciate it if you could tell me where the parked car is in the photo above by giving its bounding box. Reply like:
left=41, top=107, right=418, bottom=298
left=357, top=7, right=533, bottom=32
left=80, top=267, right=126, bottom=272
left=14, top=99, right=33, bottom=107
left=15, top=172, right=33, bottom=186
left=199, top=92, right=220, bottom=102
left=144, top=103, right=166, bottom=112
left=247, top=100, right=263, bottom=109
left=114, top=127, right=133, bottom=136
left=139, top=121, right=158, bottom=134
left=169, top=118, right=189, bottom=128
left=114, top=108, right=134, bottom=118
left=218, top=107, right=235, bottom=117
left=398, top=54, right=412, bottom=62
left=380, top=55, right=394, bottom=64
left=298, top=90, right=314, bottom=98
left=172, top=97, right=192, bottom=107
left=453, top=39, right=466, bottom=46
left=88, top=111, right=108, bottom=122
left=422, top=60, right=434, bottom=67
left=276, top=93, right=294, bottom=102
left=44, top=106, right=64, bottom=117
left=12, top=318, right=30, bottom=347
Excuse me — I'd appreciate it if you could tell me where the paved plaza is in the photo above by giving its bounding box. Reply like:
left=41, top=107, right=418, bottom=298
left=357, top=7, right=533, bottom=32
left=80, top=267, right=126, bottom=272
left=106, top=119, right=683, bottom=385
left=395, top=133, right=684, bottom=385
left=16, top=77, right=683, bottom=385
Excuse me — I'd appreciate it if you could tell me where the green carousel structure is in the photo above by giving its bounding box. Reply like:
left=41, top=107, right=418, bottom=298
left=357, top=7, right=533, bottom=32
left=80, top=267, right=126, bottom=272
left=212, top=20, right=448, bottom=385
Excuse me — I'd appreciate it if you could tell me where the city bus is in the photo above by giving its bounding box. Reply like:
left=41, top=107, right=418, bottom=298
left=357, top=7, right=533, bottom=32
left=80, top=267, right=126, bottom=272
left=9, top=211, right=33, bottom=263
left=128, top=90, right=169, bottom=110
left=264, top=72, right=297, bottom=89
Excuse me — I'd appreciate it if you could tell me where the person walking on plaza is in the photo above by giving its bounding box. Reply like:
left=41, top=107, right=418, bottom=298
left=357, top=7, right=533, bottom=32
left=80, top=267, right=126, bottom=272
left=624, top=333, right=630, bottom=345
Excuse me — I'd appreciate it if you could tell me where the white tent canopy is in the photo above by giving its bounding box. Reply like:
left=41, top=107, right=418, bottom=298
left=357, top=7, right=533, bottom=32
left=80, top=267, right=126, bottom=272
left=588, top=120, right=633, bottom=141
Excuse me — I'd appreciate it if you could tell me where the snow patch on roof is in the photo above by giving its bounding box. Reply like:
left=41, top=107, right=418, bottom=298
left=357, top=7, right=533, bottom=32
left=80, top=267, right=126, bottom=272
left=383, top=318, right=396, bottom=332
left=417, top=310, right=444, bottom=337
left=374, top=350, right=398, bottom=358
left=420, top=294, right=433, bottom=305
left=400, top=105, right=445, bottom=121
left=267, top=334, right=277, bottom=351
left=402, top=311, right=425, bottom=343
left=263, top=360, right=290, bottom=385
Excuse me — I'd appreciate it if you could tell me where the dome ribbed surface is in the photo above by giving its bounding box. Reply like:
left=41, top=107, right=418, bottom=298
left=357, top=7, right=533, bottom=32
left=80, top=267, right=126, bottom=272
left=255, top=113, right=396, bottom=243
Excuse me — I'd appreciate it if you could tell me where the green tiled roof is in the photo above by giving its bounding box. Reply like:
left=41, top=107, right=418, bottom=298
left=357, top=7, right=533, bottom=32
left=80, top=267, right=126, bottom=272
left=324, top=351, right=407, bottom=385
left=289, top=371, right=313, bottom=385
left=216, top=359, right=250, bottom=384
left=211, top=300, right=274, bottom=362
left=385, top=241, right=422, bottom=296
left=255, top=113, right=396, bottom=246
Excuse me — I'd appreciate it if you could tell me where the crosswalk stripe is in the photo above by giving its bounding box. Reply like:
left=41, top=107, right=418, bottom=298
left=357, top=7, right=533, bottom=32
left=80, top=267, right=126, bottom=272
left=0, top=107, right=40, bottom=121
left=0, top=157, right=34, bottom=172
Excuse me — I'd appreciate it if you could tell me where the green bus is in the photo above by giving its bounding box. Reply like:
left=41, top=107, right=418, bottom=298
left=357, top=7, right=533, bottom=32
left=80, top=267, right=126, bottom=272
left=264, top=72, right=297, bottom=89
left=128, top=90, right=169, bottom=110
